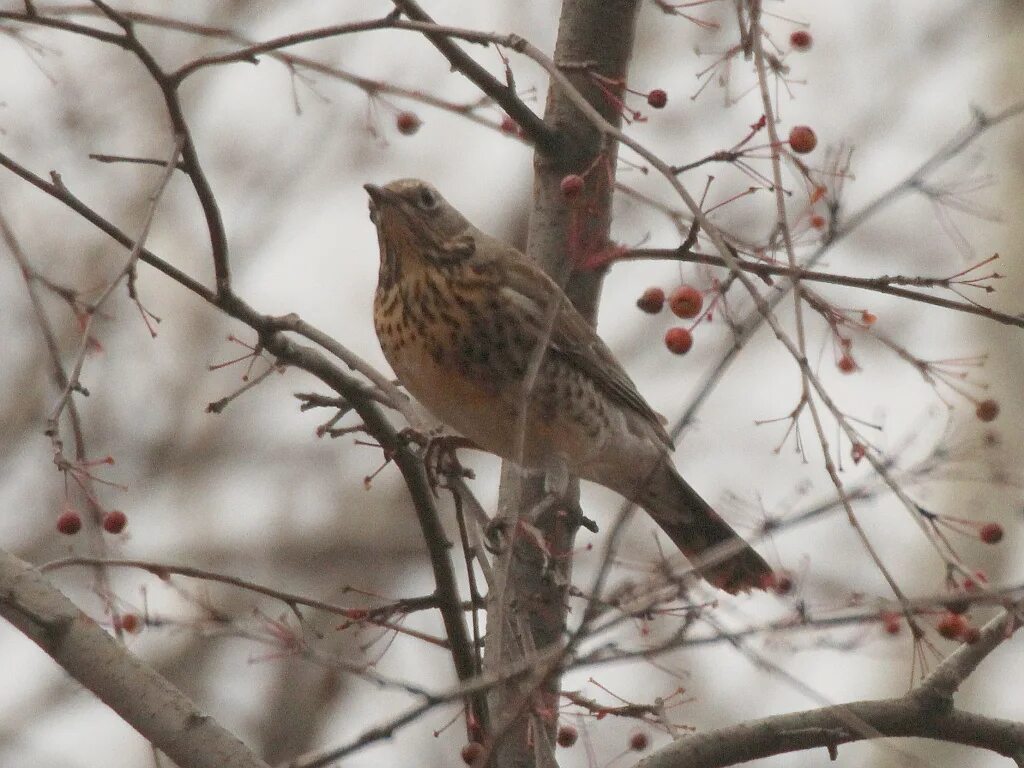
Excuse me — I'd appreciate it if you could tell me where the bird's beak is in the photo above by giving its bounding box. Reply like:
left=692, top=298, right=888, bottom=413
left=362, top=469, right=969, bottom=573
left=364, top=184, right=392, bottom=226
left=363, top=183, right=394, bottom=206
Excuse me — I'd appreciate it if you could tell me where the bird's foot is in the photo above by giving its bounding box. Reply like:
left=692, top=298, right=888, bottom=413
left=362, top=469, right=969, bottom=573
left=399, top=429, right=477, bottom=492
left=295, top=392, right=362, bottom=438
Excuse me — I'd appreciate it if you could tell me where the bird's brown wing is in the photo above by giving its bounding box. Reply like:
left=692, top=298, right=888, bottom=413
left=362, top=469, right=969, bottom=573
left=496, top=243, right=674, bottom=449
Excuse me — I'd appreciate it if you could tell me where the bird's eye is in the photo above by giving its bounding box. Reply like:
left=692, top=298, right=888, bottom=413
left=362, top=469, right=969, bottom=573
left=416, top=187, right=439, bottom=210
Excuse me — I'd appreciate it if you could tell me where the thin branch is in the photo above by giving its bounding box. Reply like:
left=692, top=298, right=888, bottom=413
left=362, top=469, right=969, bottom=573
left=47, top=135, right=184, bottom=429
left=0, top=9, right=125, bottom=45
left=169, top=14, right=401, bottom=83
left=0, top=151, right=216, bottom=301
left=48, top=6, right=512, bottom=134
left=389, top=0, right=559, bottom=152
left=41, top=556, right=449, bottom=647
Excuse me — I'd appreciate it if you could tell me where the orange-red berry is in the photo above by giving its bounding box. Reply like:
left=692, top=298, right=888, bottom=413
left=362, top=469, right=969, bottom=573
left=980, top=522, right=1003, bottom=544
left=556, top=725, right=579, bottom=748
left=116, top=613, right=141, bottom=633
left=789, top=30, right=813, bottom=51
left=836, top=354, right=857, bottom=374
left=861, top=311, right=877, bottom=325
left=636, top=287, right=666, bottom=314
left=395, top=111, right=422, bottom=136
left=809, top=214, right=827, bottom=230
left=788, top=125, right=817, bottom=154
left=647, top=89, right=667, bottom=108
left=664, top=327, right=694, bottom=355
left=975, top=399, right=1000, bottom=422
left=936, top=612, right=967, bottom=640
left=668, top=285, right=703, bottom=319
left=560, top=174, right=585, bottom=198
left=499, top=115, right=517, bottom=134
left=57, top=510, right=82, bottom=535
left=460, top=742, right=484, bottom=765
left=102, top=510, right=128, bottom=534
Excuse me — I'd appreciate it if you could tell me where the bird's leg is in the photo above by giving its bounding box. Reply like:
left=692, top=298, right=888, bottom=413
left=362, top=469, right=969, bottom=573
left=537, top=455, right=598, bottom=533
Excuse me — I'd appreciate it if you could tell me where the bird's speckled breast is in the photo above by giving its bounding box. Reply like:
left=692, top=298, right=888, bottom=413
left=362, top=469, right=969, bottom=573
left=374, top=271, right=614, bottom=469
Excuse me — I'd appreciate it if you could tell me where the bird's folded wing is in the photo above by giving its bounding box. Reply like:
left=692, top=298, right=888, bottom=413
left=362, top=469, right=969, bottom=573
left=498, top=250, right=674, bottom=449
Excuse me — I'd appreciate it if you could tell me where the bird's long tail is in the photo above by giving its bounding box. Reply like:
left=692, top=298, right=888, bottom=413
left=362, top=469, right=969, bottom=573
left=639, top=461, right=773, bottom=594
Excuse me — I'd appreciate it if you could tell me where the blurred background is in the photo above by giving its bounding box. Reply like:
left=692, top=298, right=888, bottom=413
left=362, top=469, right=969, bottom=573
left=1, top=1, right=1022, bottom=766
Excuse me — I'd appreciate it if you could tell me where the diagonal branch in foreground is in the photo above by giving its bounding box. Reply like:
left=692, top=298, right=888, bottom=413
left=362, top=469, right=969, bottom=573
left=0, top=548, right=272, bottom=768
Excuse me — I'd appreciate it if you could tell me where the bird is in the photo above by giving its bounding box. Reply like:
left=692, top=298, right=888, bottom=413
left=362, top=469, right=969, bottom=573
left=364, top=178, right=772, bottom=593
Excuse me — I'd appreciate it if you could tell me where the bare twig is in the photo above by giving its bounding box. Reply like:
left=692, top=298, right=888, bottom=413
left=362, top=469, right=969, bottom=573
left=624, top=249, right=1024, bottom=328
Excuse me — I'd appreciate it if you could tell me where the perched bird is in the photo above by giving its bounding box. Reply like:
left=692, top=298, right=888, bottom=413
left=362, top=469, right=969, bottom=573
left=365, top=178, right=771, bottom=593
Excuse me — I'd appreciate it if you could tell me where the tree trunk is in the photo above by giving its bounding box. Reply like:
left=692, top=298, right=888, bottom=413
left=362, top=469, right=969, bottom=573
left=484, top=2, right=642, bottom=766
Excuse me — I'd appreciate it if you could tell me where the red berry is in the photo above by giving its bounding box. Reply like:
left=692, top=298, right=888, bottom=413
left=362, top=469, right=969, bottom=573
left=460, top=742, right=484, bottom=765
left=980, top=522, right=1003, bottom=544
left=116, top=613, right=141, bottom=633
left=664, top=327, right=694, bottom=355
left=880, top=611, right=901, bottom=635
left=395, top=111, right=422, bottom=136
left=636, top=287, right=666, bottom=314
left=560, top=174, right=585, bottom=198
left=936, top=612, right=967, bottom=640
left=809, top=214, right=826, bottom=230
left=836, top=354, right=857, bottom=374
left=102, top=510, right=128, bottom=534
left=788, top=125, right=817, bottom=154
left=789, top=30, right=813, bottom=51
left=57, top=510, right=82, bottom=535
left=647, top=89, right=667, bottom=109
left=975, top=399, right=1000, bottom=422
left=499, top=115, right=517, bottom=134
left=861, top=311, right=877, bottom=325
left=668, top=285, right=704, bottom=319
left=629, top=731, right=650, bottom=752
left=556, top=725, right=579, bottom=748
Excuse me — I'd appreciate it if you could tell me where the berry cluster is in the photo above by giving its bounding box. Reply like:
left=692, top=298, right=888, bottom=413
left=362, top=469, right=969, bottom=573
left=635, top=284, right=711, bottom=355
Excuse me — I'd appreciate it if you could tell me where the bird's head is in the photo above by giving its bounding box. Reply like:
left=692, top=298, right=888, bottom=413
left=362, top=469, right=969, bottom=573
left=364, top=179, right=476, bottom=283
